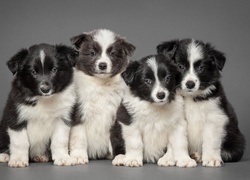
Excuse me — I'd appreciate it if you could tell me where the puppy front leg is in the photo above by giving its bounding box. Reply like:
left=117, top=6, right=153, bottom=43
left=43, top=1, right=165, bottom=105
left=69, top=124, right=89, bottom=165
left=170, top=121, right=197, bottom=168
left=157, top=144, right=175, bottom=167
left=8, top=128, right=29, bottom=168
left=122, top=125, right=143, bottom=167
left=51, top=119, right=74, bottom=166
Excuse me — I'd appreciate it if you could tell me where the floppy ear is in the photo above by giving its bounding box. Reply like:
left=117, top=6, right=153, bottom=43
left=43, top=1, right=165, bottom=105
left=7, top=49, right=29, bottom=75
left=70, top=33, right=92, bottom=50
left=122, top=60, right=140, bottom=85
left=56, top=45, right=79, bottom=66
left=211, top=49, right=226, bottom=71
left=119, top=39, right=136, bottom=56
left=156, top=40, right=179, bottom=59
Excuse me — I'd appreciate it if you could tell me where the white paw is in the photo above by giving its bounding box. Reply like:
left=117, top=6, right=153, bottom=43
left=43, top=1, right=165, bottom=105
left=53, top=155, right=75, bottom=166
left=72, top=155, right=89, bottom=165
left=112, top=154, right=125, bottom=166
left=8, top=158, right=29, bottom=168
left=176, top=158, right=197, bottom=168
left=32, top=155, right=49, bottom=163
left=0, top=153, right=10, bottom=163
left=157, top=157, right=175, bottom=167
left=202, top=159, right=224, bottom=167
left=124, top=157, right=143, bottom=167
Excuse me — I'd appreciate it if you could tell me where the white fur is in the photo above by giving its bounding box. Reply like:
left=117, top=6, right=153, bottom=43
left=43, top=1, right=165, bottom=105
left=70, top=70, right=126, bottom=163
left=113, top=88, right=196, bottom=168
left=181, top=40, right=203, bottom=91
left=40, top=50, right=45, bottom=69
left=93, top=29, right=116, bottom=75
left=185, top=96, right=228, bottom=167
left=9, top=81, right=76, bottom=167
left=147, top=57, right=169, bottom=103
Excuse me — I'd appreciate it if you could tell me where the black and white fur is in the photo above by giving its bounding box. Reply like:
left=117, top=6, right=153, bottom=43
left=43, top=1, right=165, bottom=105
left=69, top=29, right=135, bottom=164
left=111, top=54, right=196, bottom=168
left=157, top=39, right=245, bottom=167
left=0, top=44, right=78, bottom=167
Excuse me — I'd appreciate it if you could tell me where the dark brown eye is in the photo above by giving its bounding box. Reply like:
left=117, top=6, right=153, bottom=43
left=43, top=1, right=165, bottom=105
left=164, top=75, right=170, bottom=83
left=31, top=70, right=37, bottom=76
left=197, top=65, right=204, bottom=72
left=178, top=64, right=185, bottom=70
left=144, top=79, right=152, bottom=85
left=110, top=51, right=115, bottom=56
left=90, top=50, right=96, bottom=56
left=51, top=68, right=58, bottom=74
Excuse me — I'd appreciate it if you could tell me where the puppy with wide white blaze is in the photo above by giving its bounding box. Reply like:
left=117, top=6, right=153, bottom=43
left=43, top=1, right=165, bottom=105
left=157, top=39, right=245, bottom=167
left=69, top=29, right=135, bottom=164
left=0, top=44, right=78, bottom=167
left=111, top=54, right=196, bottom=168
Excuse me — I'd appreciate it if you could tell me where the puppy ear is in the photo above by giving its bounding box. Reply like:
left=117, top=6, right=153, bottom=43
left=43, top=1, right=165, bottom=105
left=211, top=49, right=226, bottom=71
left=206, top=43, right=226, bottom=71
left=7, top=49, right=29, bottom=75
left=120, top=39, right=136, bottom=56
left=122, top=60, right=140, bottom=85
left=70, top=33, right=92, bottom=50
left=156, top=40, right=179, bottom=59
left=56, top=45, right=79, bottom=66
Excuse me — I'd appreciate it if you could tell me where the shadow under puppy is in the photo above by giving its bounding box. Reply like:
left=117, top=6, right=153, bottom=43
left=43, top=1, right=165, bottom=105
left=111, top=54, right=196, bottom=167
left=69, top=29, right=135, bottom=164
left=157, top=39, right=245, bottom=167
left=0, top=44, right=78, bottom=167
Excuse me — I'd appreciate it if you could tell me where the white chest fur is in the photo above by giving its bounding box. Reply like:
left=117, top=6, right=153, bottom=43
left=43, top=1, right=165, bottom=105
left=17, top=83, right=75, bottom=157
left=74, top=70, right=125, bottom=158
left=123, top=92, right=184, bottom=163
left=184, top=96, right=228, bottom=154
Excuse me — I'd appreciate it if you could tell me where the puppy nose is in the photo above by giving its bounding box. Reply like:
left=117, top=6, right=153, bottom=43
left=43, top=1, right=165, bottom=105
left=99, top=62, right=107, bottom=70
left=40, top=83, right=51, bottom=94
left=156, top=92, right=166, bottom=100
left=186, top=81, right=195, bottom=89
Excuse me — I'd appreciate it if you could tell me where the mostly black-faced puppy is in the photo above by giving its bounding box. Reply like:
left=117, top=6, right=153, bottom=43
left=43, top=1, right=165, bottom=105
left=157, top=39, right=245, bottom=167
left=69, top=29, right=135, bottom=164
left=111, top=54, right=196, bottom=168
left=0, top=44, right=78, bottom=167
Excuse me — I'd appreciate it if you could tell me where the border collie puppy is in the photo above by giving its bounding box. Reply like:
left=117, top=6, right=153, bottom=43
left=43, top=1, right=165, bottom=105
left=157, top=39, right=245, bottom=167
left=0, top=44, right=78, bottom=167
left=69, top=29, right=135, bottom=164
left=111, top=54, right=196, bottom=168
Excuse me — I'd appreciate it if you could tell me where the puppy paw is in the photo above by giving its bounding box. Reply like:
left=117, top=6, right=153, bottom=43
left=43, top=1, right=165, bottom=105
left=190, top=152, right=202, bottom=163
left=112, top=154, right=125, bottom=166
left=157, top=157, right=175, bottom=167
left=124, top=157, right=143, bottom=167
left=32, top=155, right=49, bottom=163
left=202, top=159, right=224, bottom=167
left=8, top=158, right=29, bottom=168
left=0, top=153, right=10, bottom=163
left=176, top=158, right=197, bottom=168
left=53, top=155, right=75, bottom=166
left=72, top=155, right=89, bottom=165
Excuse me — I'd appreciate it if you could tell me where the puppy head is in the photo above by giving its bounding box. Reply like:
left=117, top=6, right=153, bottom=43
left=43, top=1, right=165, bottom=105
left=71, top=29, right=135, bottom=78
left=7, top=43, right=78, bottom=97
left=122, top=54, right=178, bottom=104
left=157, top=39, right=226, bottom=96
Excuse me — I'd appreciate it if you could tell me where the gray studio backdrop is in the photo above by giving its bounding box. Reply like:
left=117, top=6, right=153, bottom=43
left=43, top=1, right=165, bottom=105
left=0, top=0, right=249, bottom=158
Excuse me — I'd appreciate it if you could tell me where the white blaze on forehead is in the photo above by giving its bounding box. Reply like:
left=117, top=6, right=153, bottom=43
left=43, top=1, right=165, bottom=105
left=93, top=29, right=116, bottom=50
left=187, top=40, right=203, bottom=64
left=40, top=50, right=46, bottom=68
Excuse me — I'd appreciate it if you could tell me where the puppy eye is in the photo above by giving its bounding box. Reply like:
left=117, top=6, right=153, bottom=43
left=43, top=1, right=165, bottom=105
left=197, top=65, right=204, bottom=72
left=31, top=70, right=37, bottom=76
left=144, top=79, right=152, bottom=85
left=164, top=75, right=171, bottom=83
left=51, top=68, right=58, bottom=74
left=178, top=64, right=185, bottom=70
left=90, top=51, right=96, bottom=56
left=110, top=51, right=115, bottom=56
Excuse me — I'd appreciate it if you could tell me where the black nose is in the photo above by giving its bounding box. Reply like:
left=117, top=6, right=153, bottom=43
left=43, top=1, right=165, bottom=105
left=40, top=83, right=51, bottom=94
left=156, top=92, right=166, bottom=100
left=99, top=62, right=107, bottom=70
left=186, top=81, right=195, bottom=89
